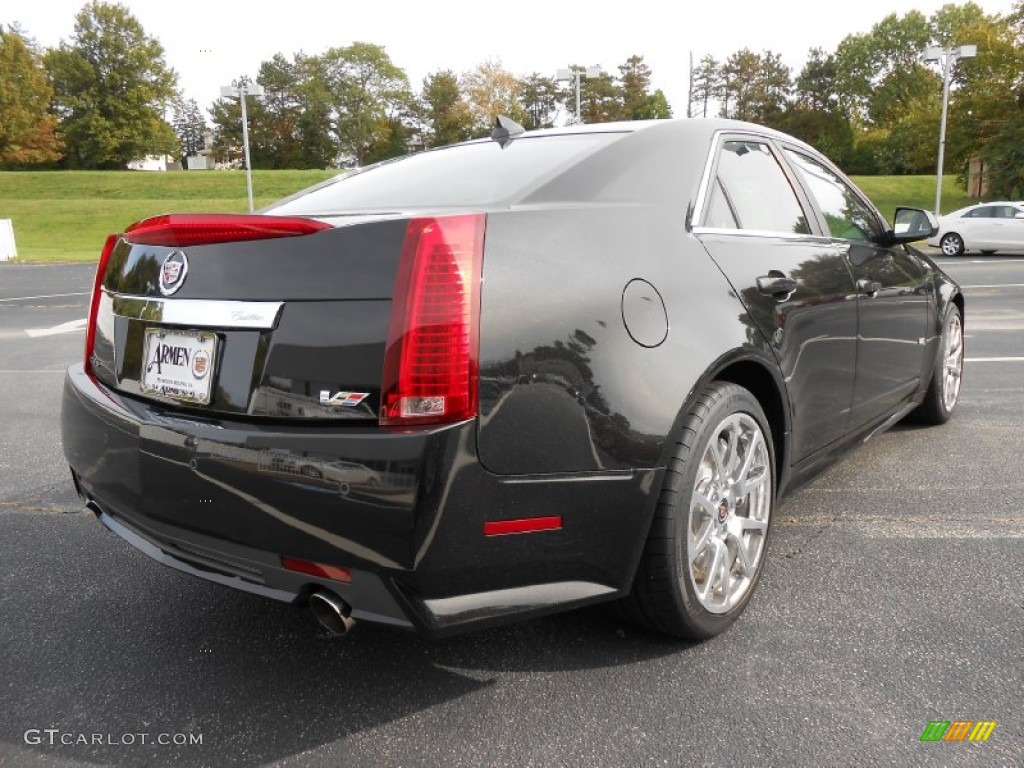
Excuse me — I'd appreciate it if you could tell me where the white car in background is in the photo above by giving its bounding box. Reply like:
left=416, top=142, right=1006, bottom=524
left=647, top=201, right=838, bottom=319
left=928, top=201, right=1024, bottom=256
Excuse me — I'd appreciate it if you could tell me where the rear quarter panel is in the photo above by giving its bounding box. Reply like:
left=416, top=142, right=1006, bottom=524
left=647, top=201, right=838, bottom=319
left=476, top=203, right=754, bottom=474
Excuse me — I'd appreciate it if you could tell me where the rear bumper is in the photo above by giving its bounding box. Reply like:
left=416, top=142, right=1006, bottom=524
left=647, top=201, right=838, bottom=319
left=62, top=365, right=662, bottom=636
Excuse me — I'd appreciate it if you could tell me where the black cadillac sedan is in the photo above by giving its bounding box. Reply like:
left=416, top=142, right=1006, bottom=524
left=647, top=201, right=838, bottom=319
left=62, top=118, right=963, bottom=639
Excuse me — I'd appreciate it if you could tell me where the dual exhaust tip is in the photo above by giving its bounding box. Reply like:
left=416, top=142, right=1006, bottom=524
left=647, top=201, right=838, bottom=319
left=308, top=590, right=357, bottom=635
left=86, top=499, right=357, bottom=636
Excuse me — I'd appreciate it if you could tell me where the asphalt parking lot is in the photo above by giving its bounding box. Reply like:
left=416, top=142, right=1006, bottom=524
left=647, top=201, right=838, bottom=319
left=0, top=257, right=1021, bottom=767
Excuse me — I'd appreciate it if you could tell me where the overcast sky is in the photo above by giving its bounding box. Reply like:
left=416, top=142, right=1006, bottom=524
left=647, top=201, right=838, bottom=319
left=5, top=0, right=1017, bottom=119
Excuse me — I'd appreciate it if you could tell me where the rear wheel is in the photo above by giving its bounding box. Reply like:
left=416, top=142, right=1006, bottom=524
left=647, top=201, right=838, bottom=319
left=620, top=382, right=774, bottom=639
left=940, top=232, right=965, bottom=256
left=912, top=305, right=964, bottom=425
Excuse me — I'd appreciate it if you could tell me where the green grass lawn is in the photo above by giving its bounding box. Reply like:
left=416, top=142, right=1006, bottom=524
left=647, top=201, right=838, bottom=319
left=0, top=170, right=980, bottom=263
left=850, top=175, right=973, bottom=219
left=0, top=170, right=336, bottom=261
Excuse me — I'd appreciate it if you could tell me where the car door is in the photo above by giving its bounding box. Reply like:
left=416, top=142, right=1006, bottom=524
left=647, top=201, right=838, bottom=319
left=992, top=204, right=1024, bottom=249
left=781, top=147, right=930, bottom=428
left=693, top=135, right=858, bottom=462
left=1006, top=206, right=1024, bottom=250
left=965, top=206, right=1000, bottom=249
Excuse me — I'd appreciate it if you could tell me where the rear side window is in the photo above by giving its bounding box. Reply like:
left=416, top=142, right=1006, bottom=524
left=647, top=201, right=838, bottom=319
left=705, top=178, right=739, bottom=229
left=266, top=134, right=620, bottom=215
left=711, top=140, right=811, bottom=235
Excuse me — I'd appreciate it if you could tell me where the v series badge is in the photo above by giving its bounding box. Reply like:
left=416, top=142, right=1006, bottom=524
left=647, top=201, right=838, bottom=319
left=319, top=391, right=371, bottom=407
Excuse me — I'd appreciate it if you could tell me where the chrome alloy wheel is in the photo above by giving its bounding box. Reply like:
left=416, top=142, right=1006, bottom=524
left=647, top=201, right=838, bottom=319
left=687, top=413, right=771, bottom=614
left=942, top=312, right=964, bottom=412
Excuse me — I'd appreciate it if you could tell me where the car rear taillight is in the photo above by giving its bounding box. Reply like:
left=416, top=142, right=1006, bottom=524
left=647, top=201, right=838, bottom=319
left=84, top=233, right=118, bottom=376
left=123, top=213, right=331, bottom=246
left=380, top=214, right=485, bottom=426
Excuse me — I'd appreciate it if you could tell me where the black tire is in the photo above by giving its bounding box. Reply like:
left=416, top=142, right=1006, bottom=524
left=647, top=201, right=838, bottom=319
left=939, top=232, right=965, bottom=256
left=911, top=304, right=964, bottom=425
left=619, top=382, right=775, bottom=639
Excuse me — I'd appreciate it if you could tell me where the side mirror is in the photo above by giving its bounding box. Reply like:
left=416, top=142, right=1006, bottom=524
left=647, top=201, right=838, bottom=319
left=887, top=207, right=938, bottom=243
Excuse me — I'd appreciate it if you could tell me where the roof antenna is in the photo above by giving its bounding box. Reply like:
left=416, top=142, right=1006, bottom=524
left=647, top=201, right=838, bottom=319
left=491, top=115, right=525, bottom=148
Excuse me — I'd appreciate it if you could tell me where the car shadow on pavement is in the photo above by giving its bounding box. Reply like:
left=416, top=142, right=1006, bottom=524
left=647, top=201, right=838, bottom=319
left=1, top=510, right=689, bottom=767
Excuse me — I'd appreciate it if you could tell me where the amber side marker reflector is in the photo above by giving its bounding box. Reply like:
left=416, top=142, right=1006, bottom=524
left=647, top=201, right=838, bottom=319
left=484, top=516, right=563, bottom=536
left=281, top=556, right=352, bottom=583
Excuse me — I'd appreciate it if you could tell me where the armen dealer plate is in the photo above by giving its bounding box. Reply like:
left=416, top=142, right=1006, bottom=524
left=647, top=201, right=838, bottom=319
left=141, top=329, right=216, bottom=405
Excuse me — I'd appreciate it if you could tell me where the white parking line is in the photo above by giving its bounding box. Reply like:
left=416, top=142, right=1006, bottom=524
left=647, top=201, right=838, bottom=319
left=965, top=357, right=1024, bottom=362
left=933, top=258, right=1024, bottom=264
left=962, top=283, right=1024, bottom=289
left=24, top=318, right=87, bottom=337
left=0, top=292, right=90, bottom=302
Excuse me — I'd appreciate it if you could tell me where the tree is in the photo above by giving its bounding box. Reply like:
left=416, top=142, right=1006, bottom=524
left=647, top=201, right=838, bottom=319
left=420, top=70, right=474, bottom=147
left=291, top=53, right=338, bottom=168
left=170, top=97, right=206, bottom=167
left=642, top=89, right=672, bottom=119
left=518, top=73, right=559, bottom=130
left=689, top=55, right=720, bottom=118
left=619, top=55, right=653, bottom=119
left=363, top=116, right=411, bottom=165
left=833, top=12, right=935, bottom=127
left=780, top=48, right=853, bottom=164
left=45, top=1, right=178, bottom=168
left=208, top=79, right=247, bottom=168
left=573, top=71, right=622, bottom=124
left=794, top=48, right=839, bottom=112
left=929, top=3, right=1024, bottom=182
left=979, top=111, right=1024, bottom=197
left=618, top=55, right=671, bottom=119
left=209, top=53, right=340, bottom=170
left=321, top=42, right=413, bottom=166
left=209, top=75, right=276, bottom=168
left=461, top=60, right=526, bottom=135
left=777, top=107, right=854, bottom=165
left=0, top=24, right=62, bottom=167
left=254, top=53, right=303, bottom=168
left=718, top=49, right=791, bottom=125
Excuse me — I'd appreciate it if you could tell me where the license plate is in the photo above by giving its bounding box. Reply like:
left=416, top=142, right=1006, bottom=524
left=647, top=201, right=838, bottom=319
left=141, top=329, right=217, bottom=405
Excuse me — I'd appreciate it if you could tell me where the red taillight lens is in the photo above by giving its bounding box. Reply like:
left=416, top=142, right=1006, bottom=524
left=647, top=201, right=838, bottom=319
left=123, top=213, right=330, bottom=246
left=84, top=233, right=118, bottom=376
left=380, top=214, right=485, bottom=426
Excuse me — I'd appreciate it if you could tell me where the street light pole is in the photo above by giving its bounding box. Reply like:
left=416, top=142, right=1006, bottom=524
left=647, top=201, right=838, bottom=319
left=555, top=66, right=605, bottom=124
left=219, top=83, right=266, bottom=212
left=924, top=44, right=976, bottom=216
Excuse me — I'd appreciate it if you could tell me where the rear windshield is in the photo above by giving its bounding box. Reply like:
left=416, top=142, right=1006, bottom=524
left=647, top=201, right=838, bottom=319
left=266, top=133, right=621, bottom=215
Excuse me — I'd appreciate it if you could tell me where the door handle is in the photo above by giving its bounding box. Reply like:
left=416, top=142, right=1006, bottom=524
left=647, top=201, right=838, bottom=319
left=857, top=278, right=882, bottom=296
left=756, top=273, right=798, bottom=296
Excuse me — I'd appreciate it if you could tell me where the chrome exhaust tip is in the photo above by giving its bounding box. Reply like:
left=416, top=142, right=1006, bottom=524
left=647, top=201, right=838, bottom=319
left=308, top=590, right=357, bottom=635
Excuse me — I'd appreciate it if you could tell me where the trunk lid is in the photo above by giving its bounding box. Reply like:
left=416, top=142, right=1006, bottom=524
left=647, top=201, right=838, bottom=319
left=90, top=217, right=408, bottom=422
